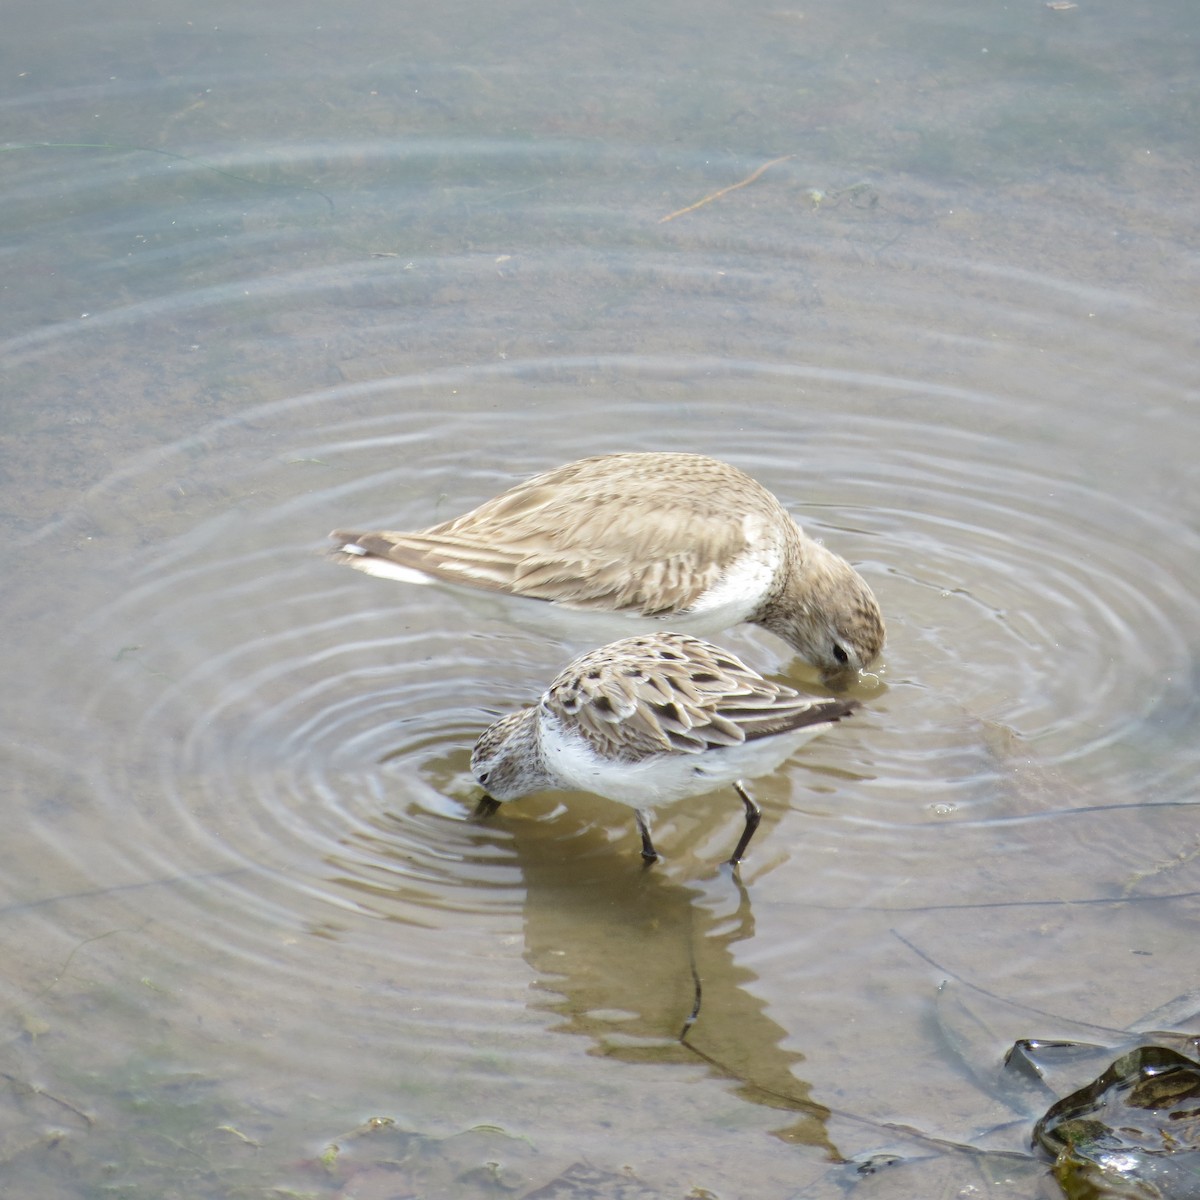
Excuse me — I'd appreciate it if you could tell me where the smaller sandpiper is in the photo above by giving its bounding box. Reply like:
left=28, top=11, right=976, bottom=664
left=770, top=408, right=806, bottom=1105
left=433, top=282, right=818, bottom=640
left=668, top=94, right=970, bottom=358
left=471, top=632, right=860, bottom=866
left=330, top=452, right=884, bottom=684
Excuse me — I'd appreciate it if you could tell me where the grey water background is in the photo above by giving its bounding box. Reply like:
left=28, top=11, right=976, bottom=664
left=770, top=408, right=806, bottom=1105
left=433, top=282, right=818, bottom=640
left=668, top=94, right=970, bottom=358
left=2, top=0, right=1198, bottom=1196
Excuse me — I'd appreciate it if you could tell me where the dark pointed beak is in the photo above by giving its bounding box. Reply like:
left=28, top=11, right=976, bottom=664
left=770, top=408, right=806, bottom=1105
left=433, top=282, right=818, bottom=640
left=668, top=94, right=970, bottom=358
left=820, top=667, right=859, bottom=692
left=473, top=795, right=501, bottom=820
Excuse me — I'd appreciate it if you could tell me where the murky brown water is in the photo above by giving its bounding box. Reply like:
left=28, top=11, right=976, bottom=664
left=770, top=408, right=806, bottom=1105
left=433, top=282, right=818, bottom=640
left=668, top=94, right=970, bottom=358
left=3, top=0, right=1198, bottom=1195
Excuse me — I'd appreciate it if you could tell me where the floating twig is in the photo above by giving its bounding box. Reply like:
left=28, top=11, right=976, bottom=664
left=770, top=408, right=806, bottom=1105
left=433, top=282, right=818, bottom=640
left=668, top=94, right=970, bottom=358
left=659, top=153, right=794, bottom=223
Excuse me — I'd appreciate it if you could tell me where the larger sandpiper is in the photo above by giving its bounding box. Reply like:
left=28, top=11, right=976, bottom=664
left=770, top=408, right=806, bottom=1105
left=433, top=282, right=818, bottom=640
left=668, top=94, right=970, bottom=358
left=330, top=451, right=884, bottom=682
left=470, top=632, right=859, bottom=866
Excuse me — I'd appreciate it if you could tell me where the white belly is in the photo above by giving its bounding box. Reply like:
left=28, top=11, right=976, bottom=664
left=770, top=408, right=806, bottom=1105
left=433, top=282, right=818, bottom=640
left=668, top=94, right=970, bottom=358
left=537, top=713, right=830, bottom=810
left=357, top=569, right=759, bottom=644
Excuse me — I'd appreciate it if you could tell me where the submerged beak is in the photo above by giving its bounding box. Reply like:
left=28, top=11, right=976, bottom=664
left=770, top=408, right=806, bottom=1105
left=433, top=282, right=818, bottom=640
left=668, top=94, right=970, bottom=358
left=473, top=795, right=502, bottom=820
left=820, top=667, right=859, bottom=692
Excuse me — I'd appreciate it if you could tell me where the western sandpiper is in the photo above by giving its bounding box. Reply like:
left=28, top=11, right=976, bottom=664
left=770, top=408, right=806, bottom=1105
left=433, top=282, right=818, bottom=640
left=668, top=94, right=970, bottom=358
left=330, top=452, right=884, bottom=683
left=470, top=632, right=859, bottom=866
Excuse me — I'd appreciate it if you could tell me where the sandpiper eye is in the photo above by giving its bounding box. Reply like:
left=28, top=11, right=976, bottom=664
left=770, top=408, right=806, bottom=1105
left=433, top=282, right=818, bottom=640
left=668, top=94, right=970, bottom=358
left=477, top=770, right=490, bottom=785
left=832, top=643, right=850, bottom=667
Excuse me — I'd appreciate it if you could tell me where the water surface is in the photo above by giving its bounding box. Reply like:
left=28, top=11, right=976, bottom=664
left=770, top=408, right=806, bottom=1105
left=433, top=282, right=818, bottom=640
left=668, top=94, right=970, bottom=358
left=2, top=0, right=1198, bottom=1195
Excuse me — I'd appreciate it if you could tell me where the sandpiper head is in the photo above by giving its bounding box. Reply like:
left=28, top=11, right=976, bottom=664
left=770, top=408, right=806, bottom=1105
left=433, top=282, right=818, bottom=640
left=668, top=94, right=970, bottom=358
left=767, top=543, right=885, bottom=684
left=470, top=708, right=548, bottom=801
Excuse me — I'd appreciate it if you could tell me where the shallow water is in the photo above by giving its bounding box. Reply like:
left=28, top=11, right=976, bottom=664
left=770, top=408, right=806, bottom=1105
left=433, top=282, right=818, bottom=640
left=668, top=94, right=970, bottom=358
left=3, top=0, right=1199, bottom=1195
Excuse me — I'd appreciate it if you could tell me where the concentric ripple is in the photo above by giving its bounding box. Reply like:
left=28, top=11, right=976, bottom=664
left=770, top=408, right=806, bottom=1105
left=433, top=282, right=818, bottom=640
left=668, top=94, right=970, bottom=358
left=2, top=127, right=1195, bottom=1152
left=5, top=0, right=1200, bottom=1188
left=19, top=336, right=1197, bottom=957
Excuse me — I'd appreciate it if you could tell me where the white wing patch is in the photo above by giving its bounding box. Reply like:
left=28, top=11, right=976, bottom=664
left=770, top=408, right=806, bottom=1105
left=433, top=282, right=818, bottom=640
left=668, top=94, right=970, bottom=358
left=334, top=546, right=438, bottom=586
left=686, top=514, right=780, bottom=623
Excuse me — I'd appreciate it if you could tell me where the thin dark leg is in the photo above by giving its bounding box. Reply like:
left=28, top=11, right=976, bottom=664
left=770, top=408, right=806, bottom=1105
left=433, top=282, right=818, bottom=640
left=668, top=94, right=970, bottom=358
left=727, top=782, right=761, bottom=866
left=636, top=809, right=659, bottom=863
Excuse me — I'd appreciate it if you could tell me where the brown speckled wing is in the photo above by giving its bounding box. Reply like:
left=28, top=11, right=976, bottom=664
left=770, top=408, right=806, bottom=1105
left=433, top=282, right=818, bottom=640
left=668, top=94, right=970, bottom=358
left=544, top=633, right=857, bottom=762
left=333, top=454, right=789, bottom=615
